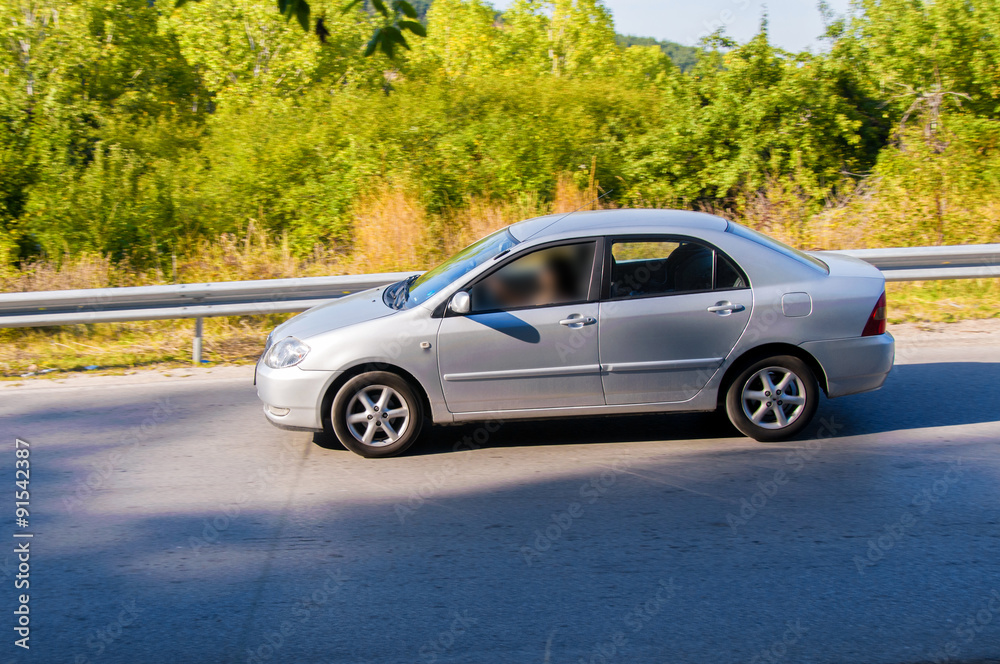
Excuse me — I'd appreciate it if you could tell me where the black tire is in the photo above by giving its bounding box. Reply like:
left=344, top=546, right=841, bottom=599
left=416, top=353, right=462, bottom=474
left=330, top=372, right=423, bottom=458
left=725, top=355, right=819, bottom=442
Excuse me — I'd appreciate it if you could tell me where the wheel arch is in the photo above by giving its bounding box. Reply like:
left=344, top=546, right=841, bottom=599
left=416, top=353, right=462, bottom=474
left=320, top=362, right=433, bottom=432
left=717, top=343, right=829, bottom=407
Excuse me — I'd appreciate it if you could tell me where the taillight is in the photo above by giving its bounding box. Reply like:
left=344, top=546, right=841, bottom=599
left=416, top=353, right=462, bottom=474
left=862, top=291, right=887, bottom=336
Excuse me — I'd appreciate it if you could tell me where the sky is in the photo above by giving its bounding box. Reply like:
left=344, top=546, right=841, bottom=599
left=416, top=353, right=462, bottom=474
left=492, top=0, right=855, bottom=53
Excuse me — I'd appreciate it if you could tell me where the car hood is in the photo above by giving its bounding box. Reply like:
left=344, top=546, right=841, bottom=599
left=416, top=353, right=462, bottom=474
left=271, top=287, right=397, bottom=341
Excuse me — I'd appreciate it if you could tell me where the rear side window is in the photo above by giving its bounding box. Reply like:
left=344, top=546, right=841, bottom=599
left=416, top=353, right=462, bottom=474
left=608, top=239, right=746, bottom=299
left=716, top=253, right=747, bottom=289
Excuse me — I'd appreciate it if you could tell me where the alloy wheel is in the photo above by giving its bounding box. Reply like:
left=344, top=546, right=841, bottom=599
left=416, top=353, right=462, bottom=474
left=344, top=384, right=410, bottom=447
left=740, top=366, right=807, bottom=430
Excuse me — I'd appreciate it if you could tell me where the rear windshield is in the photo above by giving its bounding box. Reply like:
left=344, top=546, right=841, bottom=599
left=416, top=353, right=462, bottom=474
left=725, top=222, right=829, bottom=273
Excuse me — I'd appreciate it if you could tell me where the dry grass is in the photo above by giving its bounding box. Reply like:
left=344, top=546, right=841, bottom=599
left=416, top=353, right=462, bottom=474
left=170, top=223, right=349, bottom=282
left=439, top=193, right=547, bottom=254
left=551, top=164, right=603, bottom=214
left=347, top=186, right=429, bottom=273
left=699, top=178, right=870, bottom=251
left=701, top=174, right=1000, bottom=251
left=0, top=253, right=132, bottom=292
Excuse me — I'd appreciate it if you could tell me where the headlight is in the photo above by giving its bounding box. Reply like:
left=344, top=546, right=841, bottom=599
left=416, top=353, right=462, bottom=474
left=264, top=336, right=310, bottom=369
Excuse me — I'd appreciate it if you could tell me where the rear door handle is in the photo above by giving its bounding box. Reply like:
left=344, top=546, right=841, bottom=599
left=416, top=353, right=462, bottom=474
left=707, top=301, right=745, bottom=315
left=560, top=316, right=597, bottom=327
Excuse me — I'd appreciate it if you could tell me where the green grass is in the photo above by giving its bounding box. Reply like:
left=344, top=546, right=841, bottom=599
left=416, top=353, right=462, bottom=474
left=886, top=279, right=1000, bottom=323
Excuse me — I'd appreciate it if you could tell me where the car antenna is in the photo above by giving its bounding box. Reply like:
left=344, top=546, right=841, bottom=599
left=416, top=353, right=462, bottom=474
left=524, top=187, right=614, bottom=240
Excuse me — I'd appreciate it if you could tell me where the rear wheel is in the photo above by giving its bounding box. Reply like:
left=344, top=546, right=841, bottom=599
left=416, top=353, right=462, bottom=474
left=725, top=355, right=818, bottom=442
left=330, top=372, right=423, bottom=458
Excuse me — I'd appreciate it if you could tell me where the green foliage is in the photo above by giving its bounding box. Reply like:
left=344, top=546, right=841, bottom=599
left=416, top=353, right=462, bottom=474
left=2, top=0, right=1000, bottom=272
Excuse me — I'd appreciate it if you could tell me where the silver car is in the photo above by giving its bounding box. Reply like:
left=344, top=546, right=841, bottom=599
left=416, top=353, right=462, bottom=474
left=256, top=210, right=894, bottom=458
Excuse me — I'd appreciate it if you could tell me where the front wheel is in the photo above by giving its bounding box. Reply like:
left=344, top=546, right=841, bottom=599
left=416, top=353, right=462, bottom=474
left=725, top=355, right=818, bottom=442
left=330, top=372, right=423, bottom=458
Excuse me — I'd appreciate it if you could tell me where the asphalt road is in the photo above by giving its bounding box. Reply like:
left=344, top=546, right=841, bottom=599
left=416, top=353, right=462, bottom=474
left=1, top=326, right=999, bottom=664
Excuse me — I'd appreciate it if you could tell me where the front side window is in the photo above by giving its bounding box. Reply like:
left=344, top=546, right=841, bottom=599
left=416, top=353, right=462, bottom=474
left=468, top=242, right=597, bottom=313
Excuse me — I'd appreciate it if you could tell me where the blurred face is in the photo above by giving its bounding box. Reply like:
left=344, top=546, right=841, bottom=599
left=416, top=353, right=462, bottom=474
left=469, top=243, right=596, bottom=312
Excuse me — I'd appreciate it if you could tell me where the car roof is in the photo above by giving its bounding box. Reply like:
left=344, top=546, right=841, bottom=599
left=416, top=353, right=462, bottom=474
left=508, top=209, right=729, bottom=242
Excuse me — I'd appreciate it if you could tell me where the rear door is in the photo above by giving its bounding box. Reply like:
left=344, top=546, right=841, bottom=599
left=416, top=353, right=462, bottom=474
left=599, top=237, right=752, bottom=404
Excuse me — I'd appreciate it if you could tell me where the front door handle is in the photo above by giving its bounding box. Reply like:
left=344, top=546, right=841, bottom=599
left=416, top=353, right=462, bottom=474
left=560, top=315, right=597, bottom=328
left=707, top=301, right=745, bottom=315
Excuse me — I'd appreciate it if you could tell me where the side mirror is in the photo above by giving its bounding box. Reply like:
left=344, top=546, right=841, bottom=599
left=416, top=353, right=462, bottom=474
left=448, top=291, right=471, bottom=315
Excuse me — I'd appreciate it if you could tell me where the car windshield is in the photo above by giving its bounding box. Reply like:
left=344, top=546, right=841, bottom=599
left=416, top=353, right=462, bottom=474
left=725, top=222, right=829, bottom=273
left=386, top=228, right=519, bottom=310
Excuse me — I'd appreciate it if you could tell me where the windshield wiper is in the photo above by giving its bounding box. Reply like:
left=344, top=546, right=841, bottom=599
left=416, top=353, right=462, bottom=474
left=391, top=274, right=420, bottom=309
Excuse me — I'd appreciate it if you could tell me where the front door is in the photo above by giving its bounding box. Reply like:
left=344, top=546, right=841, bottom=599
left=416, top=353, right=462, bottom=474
left=437, top=241, right=604, bottom=414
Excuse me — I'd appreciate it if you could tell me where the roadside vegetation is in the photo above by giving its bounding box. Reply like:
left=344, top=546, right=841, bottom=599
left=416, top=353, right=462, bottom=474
left=1, top=0, right=998, bottom=375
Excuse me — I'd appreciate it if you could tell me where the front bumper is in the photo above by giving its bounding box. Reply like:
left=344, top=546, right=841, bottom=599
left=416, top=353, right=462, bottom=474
left=800, top=333, right=895, bottom=398
left=255, top=360, right=340, bottom=431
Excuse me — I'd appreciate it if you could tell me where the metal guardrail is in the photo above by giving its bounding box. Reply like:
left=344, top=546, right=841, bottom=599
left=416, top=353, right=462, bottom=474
left=1, top=244, right=997, bottom=363
left=0, top=272, right=414, bottom=363
left=0, top=273, right=415, bottom=327
left=824, top=244, right=1000, bottom=282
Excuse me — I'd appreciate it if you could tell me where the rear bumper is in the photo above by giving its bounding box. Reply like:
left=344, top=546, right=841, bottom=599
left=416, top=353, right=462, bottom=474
left=255, top=361, right=340, bottom=431
left=800, top=333, right=895, bottom=398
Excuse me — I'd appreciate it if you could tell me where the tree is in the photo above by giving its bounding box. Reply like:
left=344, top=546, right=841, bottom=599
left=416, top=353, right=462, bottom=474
left=547, top=0, right=619, bottom=76
left=847, top=0, right=1000, bottom=122
left=409, top=0, right=499, bottom=78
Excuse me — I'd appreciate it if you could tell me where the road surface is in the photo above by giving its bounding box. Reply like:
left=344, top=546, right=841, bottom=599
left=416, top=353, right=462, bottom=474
left=1, top=322, right=999, bottom=663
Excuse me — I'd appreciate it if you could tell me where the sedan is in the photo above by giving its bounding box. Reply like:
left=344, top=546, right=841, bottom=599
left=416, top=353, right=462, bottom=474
left=256, top=209, right=894, bottom=457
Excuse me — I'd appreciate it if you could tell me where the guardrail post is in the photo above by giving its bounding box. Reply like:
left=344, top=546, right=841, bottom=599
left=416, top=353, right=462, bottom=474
left=192, top=317, right=203, bottom=365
